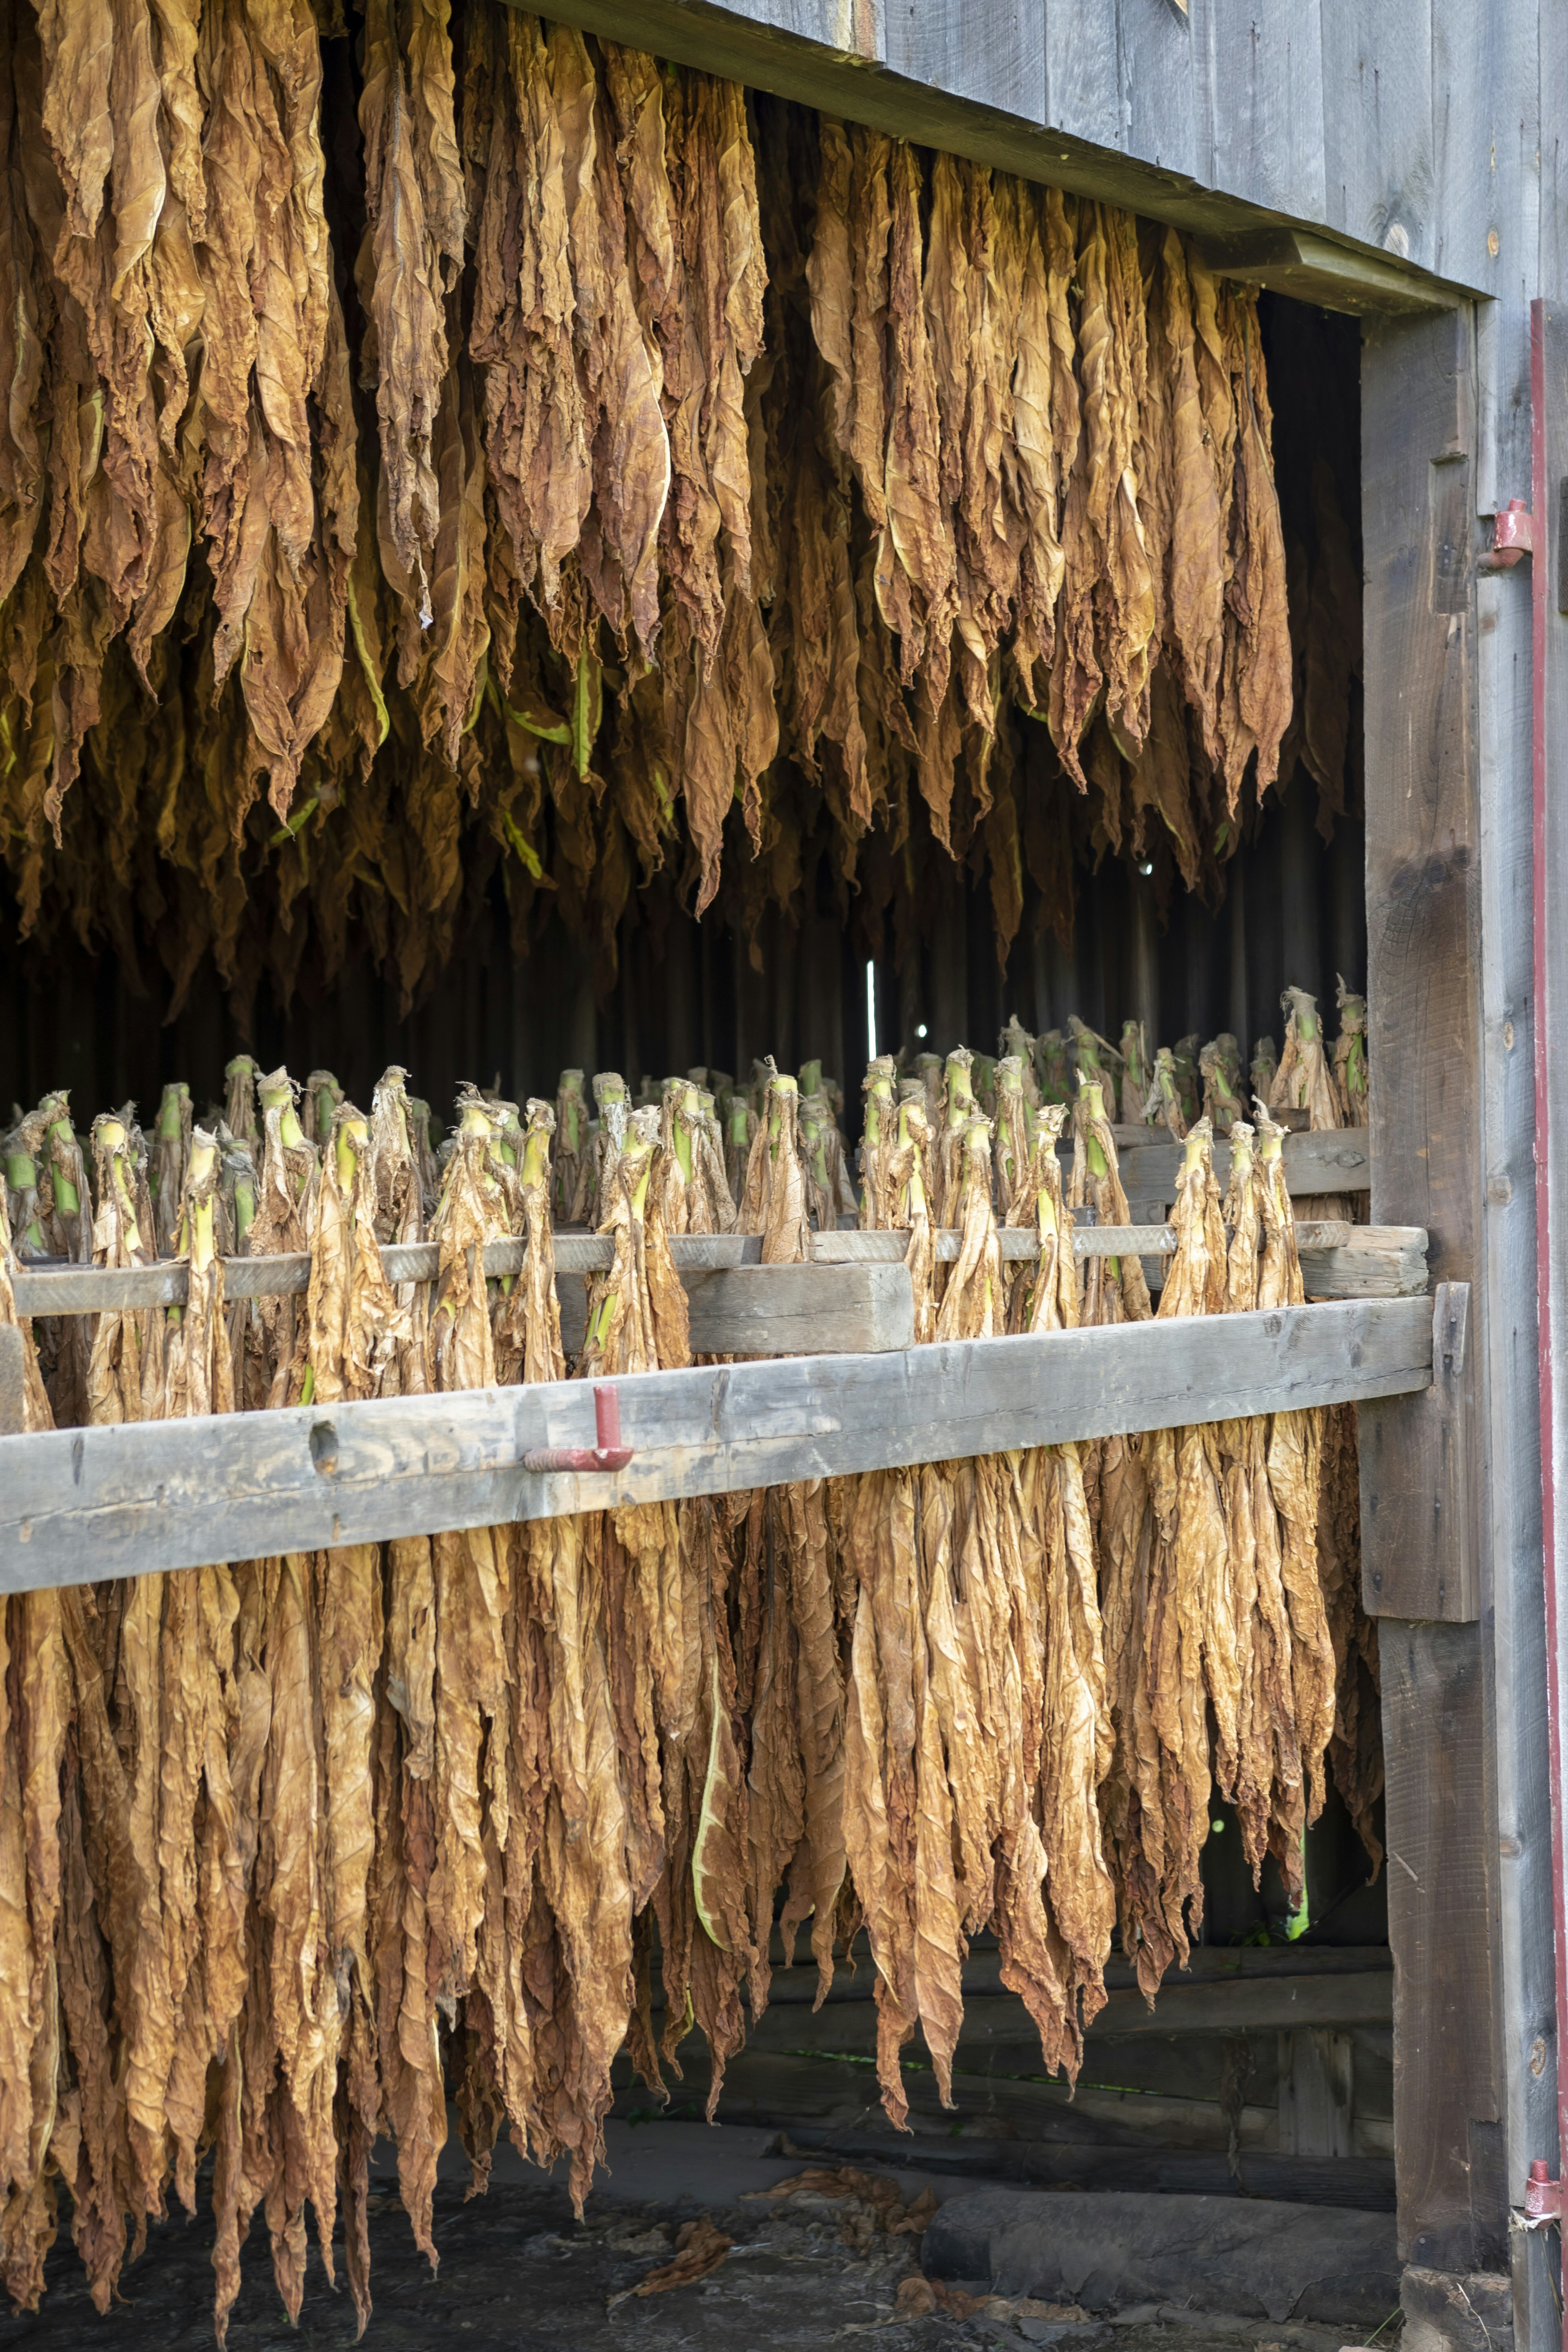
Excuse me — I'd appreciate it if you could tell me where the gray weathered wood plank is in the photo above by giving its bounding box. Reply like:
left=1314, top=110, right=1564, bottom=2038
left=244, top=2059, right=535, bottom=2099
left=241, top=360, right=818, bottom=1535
left=1113, top=1127, right=1371, bottom=1196
left=5, top=1196, right=1404, bottom=1314
left=729, top=1971, right=1393, bottom=2057
left=1301, top=1226, right=1428, bottom=1300
left=0, top=1297, right=1436, bottom=1590
left=1207, top=0, right=1327, bottom=224
left=611, top=2053, right=1395, bottom=2206
left=0, top=1328, right=23, bottom=1437
left=1319, top=0, right=1434, bottom=269
left=755, top=1934, right=1392, bottom=2008
left=1122, top=0, right=1200, bottom=186
left=885, top=0, right=1043, bottom=126
left=684, top=1262, right=914, bottom=1354
left=1041, top=0, right=1122, bottom=158
left=1499, top=291, right=1568, bottom=2343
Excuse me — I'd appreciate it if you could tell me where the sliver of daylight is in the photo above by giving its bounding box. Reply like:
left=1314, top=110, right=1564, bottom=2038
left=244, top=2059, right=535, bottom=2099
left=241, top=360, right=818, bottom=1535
left=866, top=960, right=877, bottom=1061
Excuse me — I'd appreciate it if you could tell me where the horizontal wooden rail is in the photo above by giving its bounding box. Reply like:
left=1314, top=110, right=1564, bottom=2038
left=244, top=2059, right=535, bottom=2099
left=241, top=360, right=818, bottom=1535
left=1115, top=1126, right=1371, bottom=1197
left=671, top=1968, right=1393, bottom=2056
left=6, top=1209, right=1412, bottom=1315
left=0, top=1293, right=1445, bottom=1590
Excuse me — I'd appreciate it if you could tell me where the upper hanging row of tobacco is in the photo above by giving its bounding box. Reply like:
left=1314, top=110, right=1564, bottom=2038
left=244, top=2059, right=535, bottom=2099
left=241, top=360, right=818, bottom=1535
left=0, top=4, right=1355, bottom=1018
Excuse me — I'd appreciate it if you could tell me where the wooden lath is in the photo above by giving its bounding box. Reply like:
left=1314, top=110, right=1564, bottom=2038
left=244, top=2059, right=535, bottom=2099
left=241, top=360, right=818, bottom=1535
left=0, top=1293, right=1449, bottom=1592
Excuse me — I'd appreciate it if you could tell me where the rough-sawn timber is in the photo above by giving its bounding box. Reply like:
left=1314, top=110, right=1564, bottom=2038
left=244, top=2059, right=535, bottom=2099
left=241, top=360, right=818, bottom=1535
left=0, top=1295, right=1438, bottom=1589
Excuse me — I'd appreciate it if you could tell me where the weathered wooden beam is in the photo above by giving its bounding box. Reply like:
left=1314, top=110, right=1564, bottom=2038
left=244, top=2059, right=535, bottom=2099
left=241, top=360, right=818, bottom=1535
left=683, top=1262, right=914, bottom=1355
left=1300, top=1226, right=1429, bottom=1299
left=708, top=1970, right=1393, bottom=2058
left=757, top=1934, right=1392, bottom=2007
left=5, top=1198, right=1415, bottom=1318
left=1114, top=1127, right=1371, bottom=1197
left=1193, top=229, right=1462, bottom=316
left=0, top=1295, right=1439, bottom=1590
left=0, top=1327, right=22, bottom=1437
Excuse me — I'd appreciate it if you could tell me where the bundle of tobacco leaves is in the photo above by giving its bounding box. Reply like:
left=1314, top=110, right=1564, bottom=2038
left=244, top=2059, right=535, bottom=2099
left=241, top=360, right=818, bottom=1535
left=0, top=10, right=1315, bottom=1030
left=0, top=1042, right=1385, bottom=2332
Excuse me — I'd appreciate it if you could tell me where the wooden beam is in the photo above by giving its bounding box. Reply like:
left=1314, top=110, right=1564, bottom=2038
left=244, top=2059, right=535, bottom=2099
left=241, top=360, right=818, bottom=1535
left=757, top=1934, right=1393, bottom=2006
left=1359, top=305, right=1503, bottom=2273
left=1113, top=1127, right=1371, bottom=1197
left=0, top=1296, right=1439, bottom=1590
left=0, top=1327, right=22, bottom=1437
left=722, top=1971, right=1393, bottom=2058
left=1193, top=230, right=1462, bottom=317
left=1301, top=1226, right=1429, bottom=1299
left=683, top=1262, right=913, bottom=1355
left=6, top=1196, right=1416, bottom=1318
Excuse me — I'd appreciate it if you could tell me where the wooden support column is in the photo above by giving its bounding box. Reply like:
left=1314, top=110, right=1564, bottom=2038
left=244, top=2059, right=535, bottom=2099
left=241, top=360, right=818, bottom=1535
left=1360, top=305, right=1505, bottom=2271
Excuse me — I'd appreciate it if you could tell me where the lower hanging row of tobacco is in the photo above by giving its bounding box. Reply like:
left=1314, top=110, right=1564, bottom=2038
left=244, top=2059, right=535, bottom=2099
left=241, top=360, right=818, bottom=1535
left=0, top=1030, right=1379, bottom=2341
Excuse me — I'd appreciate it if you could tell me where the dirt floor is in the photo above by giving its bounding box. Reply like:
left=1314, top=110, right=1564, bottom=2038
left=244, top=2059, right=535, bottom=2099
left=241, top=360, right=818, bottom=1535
left=0, top=2124, right=1396, bottom=2352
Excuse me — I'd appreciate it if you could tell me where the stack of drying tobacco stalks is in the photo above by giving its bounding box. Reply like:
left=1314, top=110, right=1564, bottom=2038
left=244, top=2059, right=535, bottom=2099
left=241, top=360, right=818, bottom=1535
left=0, top=1036, right=1379, bottom=2335
left=0, top=6, right=1343, bottom=1031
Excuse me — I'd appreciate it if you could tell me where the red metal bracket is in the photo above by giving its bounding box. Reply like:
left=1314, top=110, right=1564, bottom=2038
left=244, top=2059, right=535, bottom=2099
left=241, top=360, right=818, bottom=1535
left=1524, top=2159, right=1563, bottom=2225
left=1482, top=497, right=1534, bottom=569
left=523, top=1382, right=634, bottom=1474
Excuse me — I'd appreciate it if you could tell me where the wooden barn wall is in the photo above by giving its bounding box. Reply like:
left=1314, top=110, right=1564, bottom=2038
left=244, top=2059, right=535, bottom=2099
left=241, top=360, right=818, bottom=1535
left=528, top=0, right=1523, bottom=302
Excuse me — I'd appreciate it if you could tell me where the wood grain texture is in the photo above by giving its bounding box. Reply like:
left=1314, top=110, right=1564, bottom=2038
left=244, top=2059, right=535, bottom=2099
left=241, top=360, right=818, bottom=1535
left=885, top=0, right=1044, bottom=123
left=1041, top=0, right=1123, bottom=157
left=0, top=1328, right=22, bottom=1438
left=1430, top=0, right=1536, bottom=334
left=1318, top=0, right=1433, bottom=268
left=1115, top=1127, right=1371, bottom=1195
left=1206, top=0, right=1326, bottom=223
left=0, top=1298, right=1435, bottom=1590
left=753, top=1934, right=1393, bottom=2007
left=1359, top=1289, right=1474, bottom=1621
left=1122, top=0, right=1199, bottom=184
left=10, top=1197, right=1413, bottom=1312
left=727, top=1971, right=1393, bottom=2056
left=1302, top=1228, right=1428, bottom=1299
left=1545, top=9, right=1568, bottom=315
left=1278, top=2031, right=1356, bottom=2159
left=683, top=1261, right=915, bottom=1353
left=1382, top=1621, right=1503, bottom=2269
left=1360, top=308, right=1503, bottom=2272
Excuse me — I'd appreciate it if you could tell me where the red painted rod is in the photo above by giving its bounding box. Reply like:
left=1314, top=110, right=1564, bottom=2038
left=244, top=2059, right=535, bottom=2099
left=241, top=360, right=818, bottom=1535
left=522, top=1381, right=634, bottom=1474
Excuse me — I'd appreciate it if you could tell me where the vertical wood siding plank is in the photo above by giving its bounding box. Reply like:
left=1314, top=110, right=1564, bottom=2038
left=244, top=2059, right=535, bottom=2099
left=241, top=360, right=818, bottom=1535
left=885, top=0, right=1043, bottom=121
left=1043, top=0, right=1124, bottom=154
left=1319, top=0, right=1435, bottom=269
left=1120, top=0, right=1200, bottom=184
left=1207, top=0, right=1327, bottom=223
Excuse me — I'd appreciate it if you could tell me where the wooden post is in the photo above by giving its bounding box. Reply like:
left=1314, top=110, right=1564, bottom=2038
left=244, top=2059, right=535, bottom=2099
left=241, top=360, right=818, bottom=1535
left=1359, top=304, right=1505, bottom=2273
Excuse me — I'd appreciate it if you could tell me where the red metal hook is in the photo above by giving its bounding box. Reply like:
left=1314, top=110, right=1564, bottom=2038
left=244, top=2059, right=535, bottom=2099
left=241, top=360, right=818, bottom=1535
left=523, top=1383, right=634, bottom=1474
